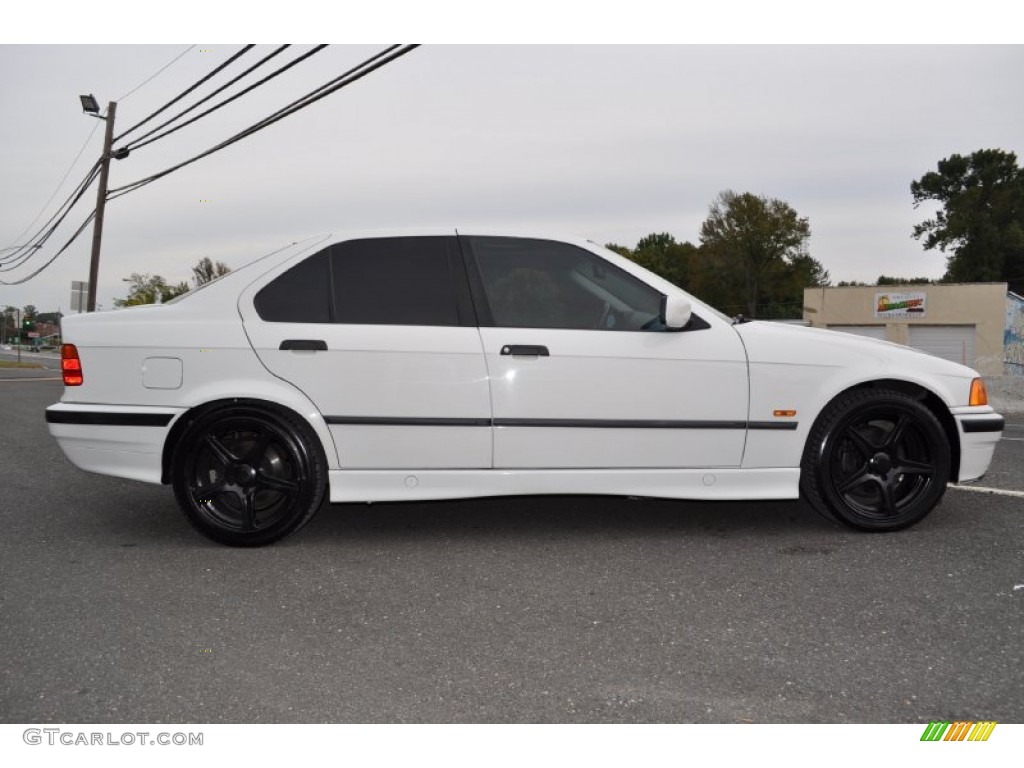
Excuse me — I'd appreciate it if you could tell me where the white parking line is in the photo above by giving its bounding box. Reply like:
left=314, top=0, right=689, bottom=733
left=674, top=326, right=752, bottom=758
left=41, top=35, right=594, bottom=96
left=950, top=484, right=1024, bottom=499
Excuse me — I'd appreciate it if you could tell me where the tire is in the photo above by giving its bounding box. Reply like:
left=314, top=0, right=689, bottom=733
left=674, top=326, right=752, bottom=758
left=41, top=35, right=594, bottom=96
left=171, top=403, right=327, bottom=546
left=800, top=388, right=950, bottom=531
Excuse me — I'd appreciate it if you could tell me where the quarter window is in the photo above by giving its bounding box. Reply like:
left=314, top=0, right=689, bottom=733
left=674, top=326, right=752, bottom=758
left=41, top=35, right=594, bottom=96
left=254, top=248, right=331, bottom=323
left=468, top=237, right=665, bottom=331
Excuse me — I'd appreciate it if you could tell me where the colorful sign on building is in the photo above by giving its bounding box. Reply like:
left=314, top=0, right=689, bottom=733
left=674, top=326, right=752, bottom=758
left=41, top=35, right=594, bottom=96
left=875, top=292, right=927, bottom=318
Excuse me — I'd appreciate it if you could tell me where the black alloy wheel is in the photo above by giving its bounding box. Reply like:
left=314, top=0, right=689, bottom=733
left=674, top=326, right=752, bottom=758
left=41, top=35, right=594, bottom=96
left=801, top=389, right=951, bottom=531
left=171, top=404, right=326, bottom=546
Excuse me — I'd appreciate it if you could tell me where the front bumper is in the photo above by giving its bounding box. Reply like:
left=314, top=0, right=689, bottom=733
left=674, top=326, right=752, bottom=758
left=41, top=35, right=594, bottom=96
left=46, top=403, right=185, bottom=485
left=952, top=407, right=1004, bottom=483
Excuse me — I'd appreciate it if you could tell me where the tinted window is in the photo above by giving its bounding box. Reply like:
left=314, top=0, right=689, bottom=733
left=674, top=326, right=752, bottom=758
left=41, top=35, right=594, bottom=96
left=331, top=237, right=461, bottom=326
left=468, top=237, right=664, bottom=331
left=254, top=249, right=331, bottom=323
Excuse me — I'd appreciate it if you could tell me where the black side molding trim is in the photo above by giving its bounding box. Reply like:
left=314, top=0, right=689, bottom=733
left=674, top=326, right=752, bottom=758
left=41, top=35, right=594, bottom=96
left=324, top=416, right=798, bottom=430
left=961, top=416, right=1005, bottom=433
left=747, top=421, right=800, bottom=431
left=494, top=418, right=798, bottom=430
left=46, top=411, right=174, bottom=427
left=325, top=416, right=491, bottom=427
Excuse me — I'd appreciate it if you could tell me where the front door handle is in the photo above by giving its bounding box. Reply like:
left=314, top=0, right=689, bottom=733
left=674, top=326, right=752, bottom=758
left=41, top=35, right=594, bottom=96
left=280, top=339, right=327, bottom=351
left=500, top=345, right=549, bottom=356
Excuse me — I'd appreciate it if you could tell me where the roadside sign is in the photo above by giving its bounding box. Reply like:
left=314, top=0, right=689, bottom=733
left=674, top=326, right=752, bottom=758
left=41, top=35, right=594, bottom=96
left=70, top=280, right=87, bottom=312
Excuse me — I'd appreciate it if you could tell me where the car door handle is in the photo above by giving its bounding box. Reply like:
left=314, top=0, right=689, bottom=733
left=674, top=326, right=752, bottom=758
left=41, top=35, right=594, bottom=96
left=500, top=345, right=549, bottom=356
left=279, top=339, right=327, bottom=351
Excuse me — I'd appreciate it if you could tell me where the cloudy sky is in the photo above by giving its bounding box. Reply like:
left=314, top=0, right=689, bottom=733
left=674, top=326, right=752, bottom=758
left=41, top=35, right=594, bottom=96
left=1, top=41, right=1022, bottom=313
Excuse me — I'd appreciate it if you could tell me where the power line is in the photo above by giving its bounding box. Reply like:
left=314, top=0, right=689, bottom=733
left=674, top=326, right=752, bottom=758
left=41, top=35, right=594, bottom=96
left=125, top=45, right=328, bottom=153
left=122, top=45, right=293, bottom=150
left=1, top=161, right=99, bottom=263
left=0, top=209, right=96, bottom=286
left=3, top=45, right=420, bottom=286
left=110, top=45, right=418, bottom=200
left=114, top=45, right=255, bottom=143
left=117, top=45, right=196, bottom=101
left=1, top=163, right=101, bottom=270
left=3, top=122, right=100, bottom=249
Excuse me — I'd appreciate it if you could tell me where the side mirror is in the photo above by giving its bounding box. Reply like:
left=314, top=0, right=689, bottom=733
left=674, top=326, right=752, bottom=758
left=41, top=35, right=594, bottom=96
left=662, top=294, right=692, bottom=330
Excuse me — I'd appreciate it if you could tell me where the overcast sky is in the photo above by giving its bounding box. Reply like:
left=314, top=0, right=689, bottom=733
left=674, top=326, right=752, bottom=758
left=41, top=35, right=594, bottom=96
left=1, top=43, right=1022, bottom=313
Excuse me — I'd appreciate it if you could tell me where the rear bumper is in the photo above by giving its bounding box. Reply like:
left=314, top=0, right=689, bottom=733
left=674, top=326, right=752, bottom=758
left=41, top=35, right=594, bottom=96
left=952, top=408, right=1004, bottom=483
left=45, top=403, right=184, bottom=484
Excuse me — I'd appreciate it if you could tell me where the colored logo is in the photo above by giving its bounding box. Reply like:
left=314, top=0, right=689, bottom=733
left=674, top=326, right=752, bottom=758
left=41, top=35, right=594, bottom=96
left=875, top=291, right=927, bottom=317
left=920, top=721, right=997, bottom=741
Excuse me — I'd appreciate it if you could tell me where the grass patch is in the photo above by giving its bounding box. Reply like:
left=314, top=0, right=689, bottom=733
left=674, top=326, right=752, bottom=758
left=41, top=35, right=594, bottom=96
left=0, top=361, right=43, bottom=369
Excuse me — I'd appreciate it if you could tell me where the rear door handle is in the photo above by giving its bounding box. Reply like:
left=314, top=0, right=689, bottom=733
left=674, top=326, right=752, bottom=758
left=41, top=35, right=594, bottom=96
left=500, top=345, right=549, bottom=356
left=280, top=339, right=327, bottom=351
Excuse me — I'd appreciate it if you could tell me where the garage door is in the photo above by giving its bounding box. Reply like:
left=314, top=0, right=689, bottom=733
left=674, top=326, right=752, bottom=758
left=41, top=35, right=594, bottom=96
left=908, top=325, right=975, bottom=366
left=827, top=325, right=887, bottom=340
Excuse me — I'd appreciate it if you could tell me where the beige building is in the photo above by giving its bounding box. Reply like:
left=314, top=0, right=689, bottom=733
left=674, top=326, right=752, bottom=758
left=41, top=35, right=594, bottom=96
left=803, top=283, right=1008, bottom=376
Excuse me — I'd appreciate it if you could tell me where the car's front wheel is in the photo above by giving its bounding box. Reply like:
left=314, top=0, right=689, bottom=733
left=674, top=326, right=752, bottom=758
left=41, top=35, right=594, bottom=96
left=171, top=404, right=327, bottom=546
left=800, top=388, right=951, bottom=531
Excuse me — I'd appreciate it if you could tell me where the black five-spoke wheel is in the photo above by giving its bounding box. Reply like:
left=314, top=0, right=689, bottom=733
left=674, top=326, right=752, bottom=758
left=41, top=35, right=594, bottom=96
left=171, top=404, right=326, bottom=546
left=801, top=389, right=951, bottom=531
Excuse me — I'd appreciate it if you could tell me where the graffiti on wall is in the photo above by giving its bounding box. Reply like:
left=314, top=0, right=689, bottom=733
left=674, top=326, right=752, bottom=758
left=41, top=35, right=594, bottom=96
left=1006, top=292, right=1024, bottom=374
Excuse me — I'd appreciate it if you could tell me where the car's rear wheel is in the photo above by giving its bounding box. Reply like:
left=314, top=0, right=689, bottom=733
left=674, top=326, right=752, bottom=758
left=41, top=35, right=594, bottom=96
left=171, top=404, right=326, bottom=546
left=800, top=388, right=950, bottom=531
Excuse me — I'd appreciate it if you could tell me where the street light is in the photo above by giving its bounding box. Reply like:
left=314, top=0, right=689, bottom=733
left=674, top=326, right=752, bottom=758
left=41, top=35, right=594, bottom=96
left=79, top=95, right=119, bottom=312
left=79, top=94, right=100, bottom=115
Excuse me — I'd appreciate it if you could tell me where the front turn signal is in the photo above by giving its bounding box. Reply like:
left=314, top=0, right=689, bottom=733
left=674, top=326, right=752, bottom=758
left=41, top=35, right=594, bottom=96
left=61, top=343, right=83, bottom=386
left=969, top=377, right=988, bottom=406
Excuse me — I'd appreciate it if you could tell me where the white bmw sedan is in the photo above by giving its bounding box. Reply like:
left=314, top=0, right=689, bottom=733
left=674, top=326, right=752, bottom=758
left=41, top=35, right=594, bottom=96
left=46, top=230, right=1004, bottom=546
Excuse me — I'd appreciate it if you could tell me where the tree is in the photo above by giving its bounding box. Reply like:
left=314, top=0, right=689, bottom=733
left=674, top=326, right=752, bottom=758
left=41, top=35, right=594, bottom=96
left=698, top=190, right=818, bottom=318
left=876, top=275, right=935, bottom=286
left=603, top=243, right=632, bottom=258
left=629, top=233, right=698, bottom=289
left=2, top=305, right=16, bottom=342
left=191, top=257, right=231, bottom=288
left=113, top=274, right=189, bottom=307
left=911, top=149, right=1024, bottom=292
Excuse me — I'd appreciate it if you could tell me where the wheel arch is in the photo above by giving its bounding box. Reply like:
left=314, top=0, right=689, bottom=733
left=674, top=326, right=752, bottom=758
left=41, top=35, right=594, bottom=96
left=161, top=397, right=333, bottom=484
left=809, top=378, right=961, bottom=483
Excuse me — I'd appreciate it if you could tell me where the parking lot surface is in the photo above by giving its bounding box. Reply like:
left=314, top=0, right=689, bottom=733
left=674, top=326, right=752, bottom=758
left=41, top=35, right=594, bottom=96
left=1, top=375, right=1021, bottom=723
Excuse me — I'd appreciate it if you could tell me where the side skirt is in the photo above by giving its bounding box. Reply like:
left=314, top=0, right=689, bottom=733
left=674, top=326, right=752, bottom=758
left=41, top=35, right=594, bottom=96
left=327, top=468, right=800, bottom=503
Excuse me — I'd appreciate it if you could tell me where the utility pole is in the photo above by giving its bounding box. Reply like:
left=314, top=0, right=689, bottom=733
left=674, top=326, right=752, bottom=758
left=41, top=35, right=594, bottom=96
left=87, top=100, right=117, bottom=313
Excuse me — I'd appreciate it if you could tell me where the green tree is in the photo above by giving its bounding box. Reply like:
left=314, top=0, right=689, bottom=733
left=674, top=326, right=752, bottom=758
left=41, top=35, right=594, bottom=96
left=876, top=275, right=935, bottom=286
left=698, top=191, right=817, bottom=318
left=2, top=305, right=16, bottom=341
left=113, top=274, right=189, bottom=307
left=191, top=256, right=231, bottom=288
left=630, top=233, right=698, bottom=289
left=911, top=149, right=1024, bottom=292
left=603, top=243, right=632, bottom=258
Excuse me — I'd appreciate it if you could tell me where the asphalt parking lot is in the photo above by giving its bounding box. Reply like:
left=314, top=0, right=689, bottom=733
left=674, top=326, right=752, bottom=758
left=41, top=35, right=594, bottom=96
left=1, top=366, right=1022, bottom=723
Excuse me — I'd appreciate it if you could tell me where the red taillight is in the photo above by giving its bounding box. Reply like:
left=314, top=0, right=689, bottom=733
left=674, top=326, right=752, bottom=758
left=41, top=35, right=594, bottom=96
left=61, top=343, right=83, bottom=386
